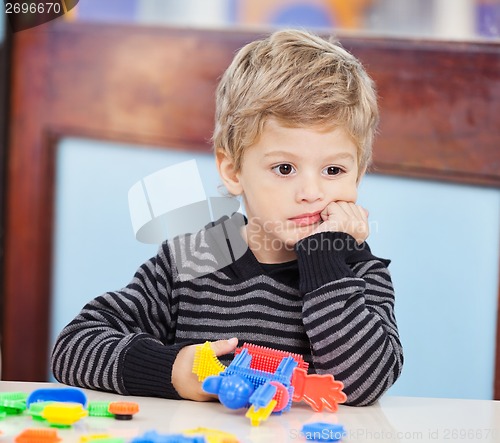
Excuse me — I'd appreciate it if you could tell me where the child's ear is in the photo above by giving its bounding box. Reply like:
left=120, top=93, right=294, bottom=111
left=215, top=149, right=243, bottom=196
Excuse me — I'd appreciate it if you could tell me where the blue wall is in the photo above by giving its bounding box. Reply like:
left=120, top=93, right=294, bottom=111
left=357, top=176, right=500, bottom=399
left=50, top=139, right=221, bottom=346
left=50, top=138, right=500, bottom=399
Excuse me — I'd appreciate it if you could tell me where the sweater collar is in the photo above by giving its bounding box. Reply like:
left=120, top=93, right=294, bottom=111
left=204, top=213, right=266, bottom=280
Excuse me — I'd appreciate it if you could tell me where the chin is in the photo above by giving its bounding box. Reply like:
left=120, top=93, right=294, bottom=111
left=285, top=231, right=313, bottom=247
left=295, top=223, right=318, bottom=234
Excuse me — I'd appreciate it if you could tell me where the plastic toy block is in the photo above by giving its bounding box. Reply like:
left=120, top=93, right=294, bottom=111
left=131, top=430, right=206, bottom=443
left=183, top=428, right=239, bottom=443
left=223, top=350, right=296, bottom=389
left=27, top=388, right=87, bottom=408
left=235, top=343, right=309, bottom=373
left=265, top=358, right=296, bottom=414
left=248, top=381, right=276, bottom=410
left=200, top=341, right=347, bottom=425
left=0, top=392, right=28, bottom=403
left=245, top=399, right=276, bottom=427
left=273, top=357, right=298, bottom=384
left=268, top=381, right=290, bottom=412
left=203, top=374, right=254, bottom=410
left=291, top=368, right=347, bottom=412
left=0, top=392, right=28, bottom=414
left=108, top=401, right=139, bottom=420
left=79, top=434, right=113, bottom=442
left=15, top=428, right=61, bottom=443
left=28, top=401, right=55, bottom=421
left=192, top=342, right=227, bottom=382
left=87, top=402, right=115, bottom=417
left=203, top=348, right=296, bottom=420
left=42, top=402, right=88, bottom=427
left=301, top=422, right=345, bottom=442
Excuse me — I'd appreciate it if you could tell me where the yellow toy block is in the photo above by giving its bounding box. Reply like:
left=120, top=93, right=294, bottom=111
left=192, top=341, right=227, bottom=382
left=184, top=427, right=240, bottom=443
left=79, top=436, right=125, bottom=443
left=245, top=400, right=277, bottom=427
left=79, top=434, right=112, bottom=442
left=42, top=402, right=88, bottom=427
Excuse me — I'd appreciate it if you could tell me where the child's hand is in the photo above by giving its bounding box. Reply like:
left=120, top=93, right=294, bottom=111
left=171, top=337, right=238, bottom=401
left=311, top=201, right=369, bottom=244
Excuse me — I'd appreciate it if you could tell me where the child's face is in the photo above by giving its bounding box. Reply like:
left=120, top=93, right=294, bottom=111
left=221, top=118, right=361, bottom=263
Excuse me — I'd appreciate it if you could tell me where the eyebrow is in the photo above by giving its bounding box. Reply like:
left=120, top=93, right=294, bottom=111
left=263, top=150, right=355, bottom=162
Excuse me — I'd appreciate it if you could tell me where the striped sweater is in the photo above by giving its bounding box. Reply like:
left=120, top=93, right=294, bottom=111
left=51, top=214, right=403, bottom=406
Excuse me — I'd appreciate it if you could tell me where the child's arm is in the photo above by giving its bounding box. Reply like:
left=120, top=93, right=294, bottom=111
left=51, top=242, right=185, bottom=398
left=295, top=202, right=403, bottom=406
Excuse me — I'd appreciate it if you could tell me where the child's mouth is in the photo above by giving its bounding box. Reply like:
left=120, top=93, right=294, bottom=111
left=289, top=212, right=322, bottom=227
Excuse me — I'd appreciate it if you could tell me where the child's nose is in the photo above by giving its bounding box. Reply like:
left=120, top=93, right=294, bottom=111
left=295, top=177, right=324, bottom=203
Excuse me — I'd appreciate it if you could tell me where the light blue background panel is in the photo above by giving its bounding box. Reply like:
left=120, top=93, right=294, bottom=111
left=51, top=138, right=500, bottom=400
left=357, top=177, right=500, bottom=399
left=50, top=138, right=223, bottom=351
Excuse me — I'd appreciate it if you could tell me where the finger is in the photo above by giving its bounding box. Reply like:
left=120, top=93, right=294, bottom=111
left=211, top=337, right=238, bottom=357
left=340, top=202, right=367, bottom=221
left=336, top=201, right=357, bottom=218
left=355, top=204, right=369, bottom=220
left=320, top=201, right=339, bottom=220
left=354, top=206, right=370, bottom=243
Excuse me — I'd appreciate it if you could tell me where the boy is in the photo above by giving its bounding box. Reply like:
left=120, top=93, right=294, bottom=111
left=51, top=29, right=403, bottom=406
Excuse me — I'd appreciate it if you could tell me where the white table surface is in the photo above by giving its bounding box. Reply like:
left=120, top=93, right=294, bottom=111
left=0, top=381, right=499, bottom=442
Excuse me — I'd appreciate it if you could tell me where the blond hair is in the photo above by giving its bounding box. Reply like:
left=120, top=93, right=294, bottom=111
left=213, top=29, right=379, bottom=174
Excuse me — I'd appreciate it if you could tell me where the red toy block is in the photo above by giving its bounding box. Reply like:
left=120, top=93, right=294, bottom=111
left=235, top=343, right=309, bottom=373
left=291, top=368, right=347, bottom=412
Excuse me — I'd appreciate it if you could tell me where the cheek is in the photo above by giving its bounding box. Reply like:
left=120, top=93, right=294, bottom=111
left=328, top=181, right=358, bottom=203
left=349, top=187, right=359, bottom=203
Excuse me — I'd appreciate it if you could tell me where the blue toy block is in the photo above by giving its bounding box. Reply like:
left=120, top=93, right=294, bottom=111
left=131, top=430, right=206, bottom=443
left=203, top=374, right=254, bottom=410
left=26, top=388, right=87, bottom=408
left=249, top=381, right=276, bottom=411
left=202, top=348, right=299, bottom=414
left=224, top=350, right=297, bottom=389
left=274, top=356, right=298, bottom=380
left=301, top=422, right=345, bottom=442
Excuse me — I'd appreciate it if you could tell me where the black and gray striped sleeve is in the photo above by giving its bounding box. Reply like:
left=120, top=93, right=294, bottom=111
left=296, top=231, right=403, bottom=406
left=51, top=242, right=184, bottom=399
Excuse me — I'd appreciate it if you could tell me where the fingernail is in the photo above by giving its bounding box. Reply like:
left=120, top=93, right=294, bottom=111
left=228, top=337, right=238, bottom=346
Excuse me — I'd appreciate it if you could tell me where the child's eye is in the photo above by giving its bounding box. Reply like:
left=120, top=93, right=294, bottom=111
left=323, top=166, right=344, bottom=176
left=272, top=164, right=295, bottom=176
